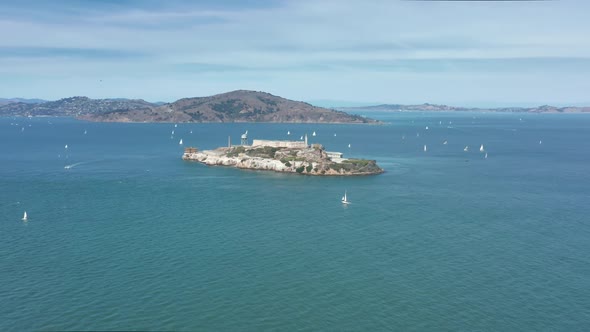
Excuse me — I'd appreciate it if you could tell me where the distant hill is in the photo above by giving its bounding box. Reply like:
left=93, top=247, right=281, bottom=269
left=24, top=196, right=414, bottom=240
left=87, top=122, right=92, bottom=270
left=0, top=96, right=154, bottom=117
left=0, top=98, right=47, bottom=106
left=0, top=90, right=377, bottom=123
left=339, top=103, right=590, bottom=113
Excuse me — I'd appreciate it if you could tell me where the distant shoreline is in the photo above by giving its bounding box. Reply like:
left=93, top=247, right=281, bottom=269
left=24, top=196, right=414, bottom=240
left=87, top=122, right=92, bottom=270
left=0, top=90, right=381, bottom=124
left=1, top=115, right=385, bottom=124
left=338, top=104, right=590, bottom=114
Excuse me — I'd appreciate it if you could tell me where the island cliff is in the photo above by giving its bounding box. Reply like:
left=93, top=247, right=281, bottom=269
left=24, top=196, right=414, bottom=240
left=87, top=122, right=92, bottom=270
left=182, top=138, right=383, bottom=176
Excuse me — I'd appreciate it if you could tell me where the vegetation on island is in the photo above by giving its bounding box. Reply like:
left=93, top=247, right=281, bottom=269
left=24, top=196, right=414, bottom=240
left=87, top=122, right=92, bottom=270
left=330, top=159, right=382, bottom=173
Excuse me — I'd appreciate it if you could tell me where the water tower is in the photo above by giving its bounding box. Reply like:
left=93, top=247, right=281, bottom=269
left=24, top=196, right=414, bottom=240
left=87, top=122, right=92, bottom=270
left=241, top=130, right=248, bottom=145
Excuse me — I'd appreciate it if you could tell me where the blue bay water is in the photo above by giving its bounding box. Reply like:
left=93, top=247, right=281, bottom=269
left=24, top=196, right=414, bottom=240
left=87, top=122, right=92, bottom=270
left=1, top=113, right=589, bottom=330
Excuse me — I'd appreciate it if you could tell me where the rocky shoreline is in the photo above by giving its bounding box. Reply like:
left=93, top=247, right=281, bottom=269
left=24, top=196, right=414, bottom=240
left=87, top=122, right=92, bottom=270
left=182, top=144, right=383, bottom=176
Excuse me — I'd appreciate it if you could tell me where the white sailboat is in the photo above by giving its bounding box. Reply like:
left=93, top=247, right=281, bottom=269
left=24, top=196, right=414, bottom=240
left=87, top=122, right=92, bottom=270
left=179, top=139, right=183, bottom=145
left=539, top=140, right=542, bottom=145
left=312, top=131, right=316, bottom=136
left=84, top=129, right=87, bottom=135
left=174, top=124, right=177, bottom=128
left=64, top=144, right=68, bottom=149
left=443, top=140, right=448, bottom=145
left=341, top=191, right=350, bottom=204
left=348, top=143, right=351, bottom=148
left=424, top=145, right=427, bottom=152
left=171, top=130, right=174, bottom=135
left=300, top=136, right=304, bottom=140
left=22, top=211, right=27, bottom=221
left=480, top=144, right=485, bottom=152
left=464, top=146, right=469, bottom=152
left=190, top=130, right=193, bottom=134
left=287, top=130, right=290, bottom=135
left=425, top=126, right=429, bottom=130
left=485, top=152, right=488, bottom=159
left=334, top=133, right=336, bottom=137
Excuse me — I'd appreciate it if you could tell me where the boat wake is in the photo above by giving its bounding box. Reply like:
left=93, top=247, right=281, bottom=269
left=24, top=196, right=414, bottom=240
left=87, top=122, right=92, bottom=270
left=64, top=161, right=90, bottom=169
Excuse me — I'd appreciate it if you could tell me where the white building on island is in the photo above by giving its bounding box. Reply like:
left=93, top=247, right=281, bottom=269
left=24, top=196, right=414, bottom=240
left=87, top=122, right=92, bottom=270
left=251, top=134, right=309, bottom=148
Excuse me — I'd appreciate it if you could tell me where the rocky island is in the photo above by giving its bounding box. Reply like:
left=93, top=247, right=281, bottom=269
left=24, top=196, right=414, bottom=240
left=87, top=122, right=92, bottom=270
left=182, top=133, right=383, bottom=176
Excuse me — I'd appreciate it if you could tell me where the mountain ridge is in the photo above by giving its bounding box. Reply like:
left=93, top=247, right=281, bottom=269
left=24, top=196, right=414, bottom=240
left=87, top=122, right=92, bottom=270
left=0, top=90, right=377, bottom=123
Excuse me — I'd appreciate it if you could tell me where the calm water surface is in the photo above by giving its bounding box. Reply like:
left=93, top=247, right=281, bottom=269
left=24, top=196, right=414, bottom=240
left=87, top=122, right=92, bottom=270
left=1, top=113, right=589, bottom=330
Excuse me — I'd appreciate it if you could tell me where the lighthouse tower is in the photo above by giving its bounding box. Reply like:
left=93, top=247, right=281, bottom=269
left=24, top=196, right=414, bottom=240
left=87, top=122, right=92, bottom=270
left=241, top=130, right=248, bottom=146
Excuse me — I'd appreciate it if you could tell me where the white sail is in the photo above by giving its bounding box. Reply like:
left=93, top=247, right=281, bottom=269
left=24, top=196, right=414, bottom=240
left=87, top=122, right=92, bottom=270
left=174, top=124, right=177, bottom=128
left=22, top=211, right=27, bottom=221
left=464, top=146, right=469, bottom=152
left=425, top=126, right=429, bottom=130
left=179, top=139, right=183, bottom=145
left=334, top=133, right=336, bottom=137
left=348, top=143, right=351, bottom=148
left=485, top=153, right=488, bottom=159
left=312, top=131, right=316, bottom=136
left=171, top=130, right=174, bottom=135
left=84, top=130, right=87, bottom=134
left=300, top=136, right=304, bottom=140
left=424, top=145, right=427, bottom=152
left=341, top=191, right=350, bottom=204
left=287, top=131, right=290, bottom=135
left=480, top=144, right=484, bottom=152
left=64, top=144, right=68, bottom=149
left=443, top=140, right=448, bottom=145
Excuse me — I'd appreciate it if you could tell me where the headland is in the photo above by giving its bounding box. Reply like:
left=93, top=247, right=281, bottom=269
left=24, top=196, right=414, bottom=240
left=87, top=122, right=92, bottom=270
left=182, top=133, right=383, bottom=176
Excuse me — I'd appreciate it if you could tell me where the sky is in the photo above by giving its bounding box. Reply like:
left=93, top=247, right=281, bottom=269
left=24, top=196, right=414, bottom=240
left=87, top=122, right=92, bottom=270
left=1, top=0, right=589, bottom=107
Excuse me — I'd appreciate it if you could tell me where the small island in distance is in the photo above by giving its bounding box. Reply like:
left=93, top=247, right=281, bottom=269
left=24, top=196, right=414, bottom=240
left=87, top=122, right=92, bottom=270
left=183, top=132, right=383, bottom=176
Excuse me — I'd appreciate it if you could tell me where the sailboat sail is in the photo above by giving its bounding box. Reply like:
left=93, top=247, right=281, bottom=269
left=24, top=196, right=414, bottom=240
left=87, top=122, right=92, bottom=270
left=342, top=191, right=350, bottom=204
